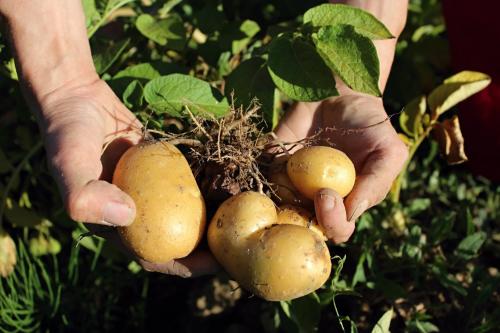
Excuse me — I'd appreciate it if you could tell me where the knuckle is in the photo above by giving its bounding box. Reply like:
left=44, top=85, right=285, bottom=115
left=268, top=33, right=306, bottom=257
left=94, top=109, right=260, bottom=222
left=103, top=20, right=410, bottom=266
left=66, top=188, right=88, bottom=222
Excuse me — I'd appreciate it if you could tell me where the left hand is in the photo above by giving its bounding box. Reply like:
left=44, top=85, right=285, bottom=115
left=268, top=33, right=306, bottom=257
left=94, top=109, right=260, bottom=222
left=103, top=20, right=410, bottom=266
left=274, top=94, right=408, bottom=244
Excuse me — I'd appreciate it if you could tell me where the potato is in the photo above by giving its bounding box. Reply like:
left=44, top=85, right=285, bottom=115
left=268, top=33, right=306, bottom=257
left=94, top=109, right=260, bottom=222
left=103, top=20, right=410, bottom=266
left=269, top=169, right=312, bottom=208
left=113, top=142, right=206, bottom=263
left=208, top=192, right=331, bottom=301
left=287, top=146, right=356, bottom=199
left=277, top=205, right=327, bottom=241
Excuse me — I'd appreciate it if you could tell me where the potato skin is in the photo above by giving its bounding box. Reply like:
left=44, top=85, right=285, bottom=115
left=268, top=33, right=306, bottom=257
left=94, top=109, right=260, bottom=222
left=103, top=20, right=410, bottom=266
left=287, top=146, right=356, bottom=199
left=208, top=192, right=331, bottom=301
left=277, top=205, right=327, bottom=241
left=113, top=142, right=206, bottom=263
left=249, top=224, right=331, bottom=301
left=208, top=192, right=277, bottom=284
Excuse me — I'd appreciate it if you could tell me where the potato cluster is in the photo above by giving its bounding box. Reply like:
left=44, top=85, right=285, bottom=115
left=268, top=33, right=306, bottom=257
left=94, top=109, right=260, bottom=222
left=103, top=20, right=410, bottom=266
left=113, top=143, right=355, bottom=301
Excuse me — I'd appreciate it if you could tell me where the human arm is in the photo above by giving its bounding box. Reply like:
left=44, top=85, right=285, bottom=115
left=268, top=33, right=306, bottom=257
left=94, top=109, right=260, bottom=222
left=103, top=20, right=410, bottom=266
left=274, top=0, right=409, bottom=243
left=0, top=0, right=217, bottom=276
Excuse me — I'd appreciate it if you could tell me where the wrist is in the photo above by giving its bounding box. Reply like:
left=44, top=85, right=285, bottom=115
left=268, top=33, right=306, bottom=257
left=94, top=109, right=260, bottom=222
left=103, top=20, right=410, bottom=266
left=3, top=1, right=97, bottom=106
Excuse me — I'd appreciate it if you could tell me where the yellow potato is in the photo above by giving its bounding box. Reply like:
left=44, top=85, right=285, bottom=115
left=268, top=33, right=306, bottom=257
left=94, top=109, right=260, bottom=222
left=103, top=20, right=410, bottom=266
left=269, top=169, right=312, bottom=208
left=113, top=142, right=206, bottom=263
left=208, top=191, right=331, bottom=301
left=277, top=205, right=327, bottom=241
left=287, top=146, right=356, bottom=199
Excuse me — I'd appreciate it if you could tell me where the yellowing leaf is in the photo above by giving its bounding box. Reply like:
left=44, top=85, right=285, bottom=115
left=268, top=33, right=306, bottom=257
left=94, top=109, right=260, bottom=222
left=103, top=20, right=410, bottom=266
left=428, top=71, right=491, bottom=119
left=433, top=115, right=468, bottom=165
left=400, top=95, right=426, bottom=137
left=371, top=308, right=394, bottom=333
left=0, top=231, right=16, bottom=277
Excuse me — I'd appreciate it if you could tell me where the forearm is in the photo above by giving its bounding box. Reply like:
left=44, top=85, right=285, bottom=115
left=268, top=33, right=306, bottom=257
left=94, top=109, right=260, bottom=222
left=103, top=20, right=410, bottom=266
left=330, top=0, right=409, bottom=92
left=0, top=0, right=97, bottom=109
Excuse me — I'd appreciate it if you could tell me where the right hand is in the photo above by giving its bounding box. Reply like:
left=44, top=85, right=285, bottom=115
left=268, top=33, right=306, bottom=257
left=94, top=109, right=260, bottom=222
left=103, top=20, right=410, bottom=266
left=39, top=75, right=218, bottom=277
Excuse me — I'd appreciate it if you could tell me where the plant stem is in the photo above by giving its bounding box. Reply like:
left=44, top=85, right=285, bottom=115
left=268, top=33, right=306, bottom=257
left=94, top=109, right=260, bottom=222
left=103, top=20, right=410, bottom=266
left=390, top=123, right=435, bottom=203
left=333, top=295, right=346, bottom=333
left=0, top=141, right=43, bottom=229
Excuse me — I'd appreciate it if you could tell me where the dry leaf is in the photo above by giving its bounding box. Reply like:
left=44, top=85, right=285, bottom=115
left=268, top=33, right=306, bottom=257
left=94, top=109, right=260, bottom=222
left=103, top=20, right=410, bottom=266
left=433, top=115, right=468, bottom=165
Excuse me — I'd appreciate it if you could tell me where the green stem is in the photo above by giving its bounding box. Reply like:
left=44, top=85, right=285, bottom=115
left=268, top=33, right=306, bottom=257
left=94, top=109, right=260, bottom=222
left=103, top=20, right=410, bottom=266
left=87, top=0, right=135, bottom=39
left=0, top=141, right=43, bottom=229
left=390, top=125, right=434, bottom=203
left=333, top=295, right=346, bottom=333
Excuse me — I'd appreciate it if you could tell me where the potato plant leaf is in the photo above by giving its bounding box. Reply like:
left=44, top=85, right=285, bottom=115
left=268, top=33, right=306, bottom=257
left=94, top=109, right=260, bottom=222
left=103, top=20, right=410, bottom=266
left=225, top=57, right=278, bottom=128
left=428, top=71, right=491, bottom=119
left=280, top=293, right=321, bottom=333
left=313, top=25, right=381, bottom=96
left=122, top=80, right=144, bottom=109
left=304, top=4, right=393, bottom=40
left=432, top=115, right=468, bottom=165
left=93, top=38, right=130, bottom=75
left=219, top=20, right=260, bottom=54
left=136, top=13, right=186, bottom=50
left=400, top=95, right=427, bottom=138
left=144, top=74, right=229, bottom=118
left=268, top=34, right=338, bottom=101
left=454, top=231, right=487, bottom=261
left=371, top=308, right=393, bottom=333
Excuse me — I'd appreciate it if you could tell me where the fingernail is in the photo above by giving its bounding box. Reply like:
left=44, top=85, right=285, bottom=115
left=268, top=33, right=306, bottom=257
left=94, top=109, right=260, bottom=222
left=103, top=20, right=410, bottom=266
left=317, top=188, right=336, bottom=211
left=348, top=200, right=369, bottom=222
left=103, top=201, right=134, bottom=226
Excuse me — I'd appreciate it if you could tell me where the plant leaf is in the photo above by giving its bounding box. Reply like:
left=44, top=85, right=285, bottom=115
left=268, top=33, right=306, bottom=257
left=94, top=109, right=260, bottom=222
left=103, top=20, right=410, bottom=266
left=432, top=115, right=468, bottom=165
left=136, top=13, right=186, bottom=50
left=280, top=293, right=321, bottom=333
left=428, top=71, right=491, bottom=119
left=219, top=20, right=260, bottom=54
left=304, top=4, right=393, bottom=39
left=371, top=308, right=393, bottom=333
left=143, top=74, right=229, bottom=118
left=313, top=25, right=381, bottom=96
left=454, top=231, right=487, bottom=260
left=267, top=34, right=338, bottom=101
left=400, top=95, right=426, bottom=138
left=225, top=57, right=278, bottom=128
left=122, top=80, right=144, bottom=109
left=93, top=38, right=130, bottom=75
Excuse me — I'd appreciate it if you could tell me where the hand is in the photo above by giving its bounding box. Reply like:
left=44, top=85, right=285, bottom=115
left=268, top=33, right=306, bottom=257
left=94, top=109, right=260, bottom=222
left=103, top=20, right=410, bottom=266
left=274, top=94, right=408, bottom=243
left=38, top=76, right=218, bottom=277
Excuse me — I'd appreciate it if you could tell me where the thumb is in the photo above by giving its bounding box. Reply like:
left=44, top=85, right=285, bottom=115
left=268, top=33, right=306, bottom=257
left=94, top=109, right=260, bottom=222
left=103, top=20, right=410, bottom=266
left=45, top=120, right=136, bottom=227
left=314, top=188, right=355, bottom=244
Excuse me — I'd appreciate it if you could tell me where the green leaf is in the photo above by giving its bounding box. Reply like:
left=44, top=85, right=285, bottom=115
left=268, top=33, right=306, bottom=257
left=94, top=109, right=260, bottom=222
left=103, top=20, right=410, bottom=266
left=429, top=213, right=455, bottom=245
left=371, top=308, right=393, bottom=333
left=304, top=4, right=393, bottom=39
left=454, top=231, right=487, bottom=260
left=114, top=62, right=184, bottom=81
left=225, top=57, right=278, bottom=128
left=313, top=25, right=381, bottom=96
left=400, top=95, right=426, bottom=138
left=428, top=71, right=491, bottom=118
left=136, top=14, right=186, bottom=50
left=219, top=20, right=260, bottom=54
left=111, top=61, right=185, bottom=94
left=82, top=0, right=100, bottom=29
left=406, top=198, right=431, bottom=216
left=280, top=293, right=321, bottom=333
left=144, top=74, right=229, bottom=118
left=268, top=34, right=338, bottom=101
left=93, top=38, right=130, bottom=75
left=122, top=80, right=144, bottom=109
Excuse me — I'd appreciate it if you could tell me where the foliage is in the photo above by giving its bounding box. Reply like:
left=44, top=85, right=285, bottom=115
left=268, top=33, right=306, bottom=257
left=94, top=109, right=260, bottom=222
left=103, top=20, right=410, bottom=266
left=0, top=0, right=499, bottom=332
